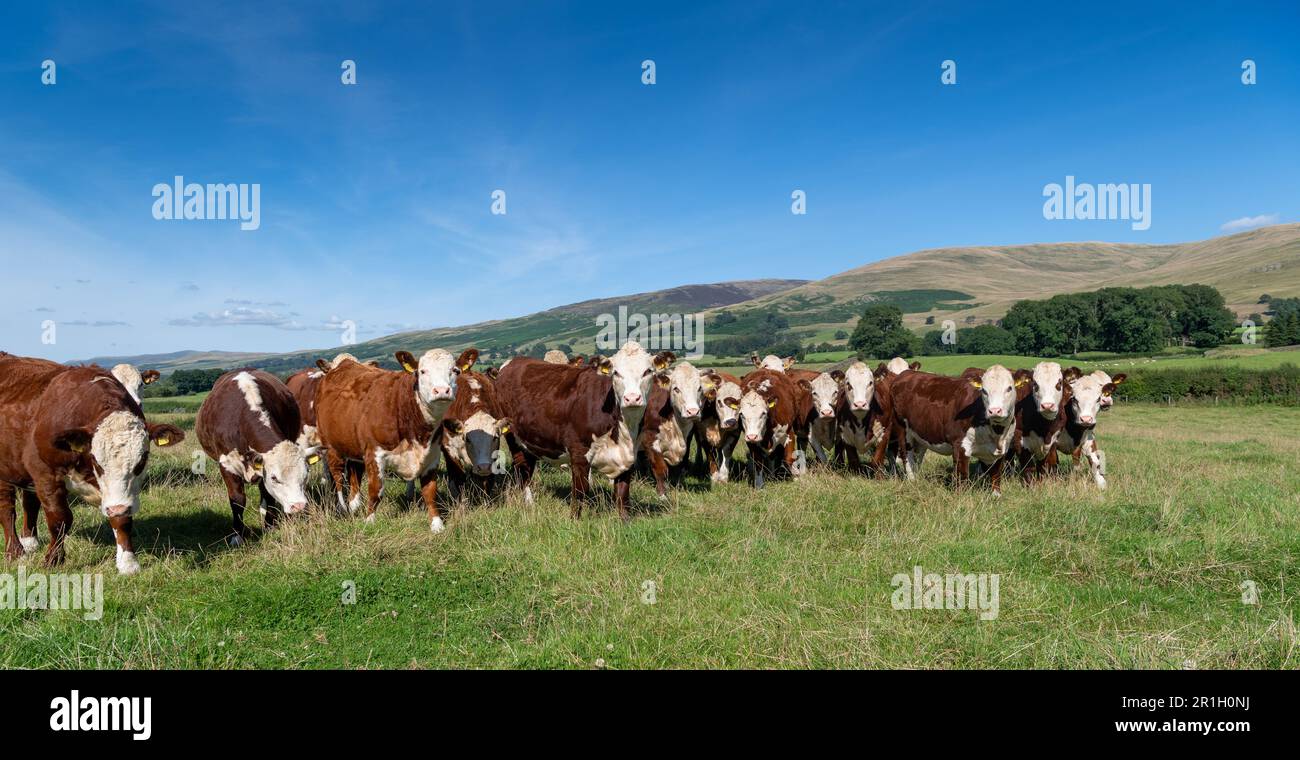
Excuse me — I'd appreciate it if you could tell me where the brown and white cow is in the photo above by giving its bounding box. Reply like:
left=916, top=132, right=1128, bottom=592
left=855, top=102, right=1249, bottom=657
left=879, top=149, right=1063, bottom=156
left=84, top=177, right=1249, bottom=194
left=640, top=358, right=706, bottom=496
left=889, top=365, right=1029, bottom=496
left=0, top=353, right=183, bottom=573
left=736, top=369, right=799, bottom=488
left=833, top=362, right=895, bottom=473
left=1089, top=370, right=1127, bottom=411
left=1054, top=370, right=1117, bottom=489
left=883, top=357, right=921, bottom=375
left=693, top=370, right=743, bottom=483
left=1014, top=362, right=1078, bottom=482
left=196, top=369, right=319, bottom=543
left=315, top=348, right=465, bottom=532
left=110, top=364, right=161, bottom=404
left=495, top=342, right=670, bottom=520
left=440, top=351, right=511, bottom=502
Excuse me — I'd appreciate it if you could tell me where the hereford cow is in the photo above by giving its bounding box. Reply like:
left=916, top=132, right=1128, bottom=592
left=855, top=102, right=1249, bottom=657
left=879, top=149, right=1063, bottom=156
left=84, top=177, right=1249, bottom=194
left=1055, top=370, right=1116, bottom=489
left=315, top=348, right=466, bottom=532
left=110, top=364, right=161, bottom=404
left=1014, top=362, right=1078, bottom=482
left=495, top=342, right=670, bottom=520
left=440, top=352, right=510, bottom=502
left=693, top=370, right=743, bottom=483
left=0, top=353, right=183, bottom=573
left=640, top=358, right=705, bottom=496
left=833, top=361, right=895, bottom=472
left=889, top=365, right=1029, bottom=496
left=1090, top=370, right=1126, bottom=410
left=884, top=357, right=921, bottom=375
left=799, top=370, right=844, bottom=463
left=736, top=369, right=799, bottom=488
left=196, top=369, right=319, bottom=543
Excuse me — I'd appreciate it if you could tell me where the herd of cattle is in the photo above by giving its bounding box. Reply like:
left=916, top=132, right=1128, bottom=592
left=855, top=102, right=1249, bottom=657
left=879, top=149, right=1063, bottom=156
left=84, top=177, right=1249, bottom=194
left=0, top=345, right=1125, bottom=574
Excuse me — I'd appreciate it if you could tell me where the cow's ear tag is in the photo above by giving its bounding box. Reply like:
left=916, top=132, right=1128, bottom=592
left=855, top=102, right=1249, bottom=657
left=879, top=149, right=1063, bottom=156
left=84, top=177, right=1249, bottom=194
left=969, top=380, right=982, bottom=389
left=252, top=460, right=264, bottom=471
left=461, top=362, right=472, bottom=371
left=599, top=365, right=611, bottom=375
left=156, top=437, right=169, bottom=446
left=402, top=362, right=417, bottom=373
left=499, top=424, right=509, bottom=433
left=767, top=399, right=776, bottom=408
left=1014, top=378, right=1028, bottom=388
left=307, top=454, right=320, bottom=465
left=70, top=442, right=87, bottom=453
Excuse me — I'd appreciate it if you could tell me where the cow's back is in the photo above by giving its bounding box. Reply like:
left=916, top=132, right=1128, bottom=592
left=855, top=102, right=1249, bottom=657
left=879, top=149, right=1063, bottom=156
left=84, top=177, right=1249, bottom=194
left=496, top=357, right=614, bottom=454
left=316, top=360, right=416, bottom=457
left=889, top=370, right=976, bottom=442
left=0, top=354, right=74, bottom=482
left=197, top=369, right=302, bottom=457
left=285, top=369, right=324, bottom=428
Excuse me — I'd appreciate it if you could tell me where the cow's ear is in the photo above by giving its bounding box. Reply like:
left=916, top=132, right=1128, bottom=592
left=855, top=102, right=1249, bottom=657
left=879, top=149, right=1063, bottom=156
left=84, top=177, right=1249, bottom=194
left=1110, top=373, right=1126, bottom=385
left=147, top=423, right=184, bottom=447
left=1013, top=369, right=1032, bottom=388
left=395, top=351, right=418, bottom=373
left=305, top=448, right=322, bottom=465
left=1064, top=366, right=1083, bottom=382
left=142, top=370, right=160, bottom=385
left=653, top=351, right=676, bottom=370
left=703, top=386, right=718, bottom=401
left=53, top=428, right=93, bottom=454
left=597, top=357, right=612, bottom=375
left=443, top=418, right=464, bottom=435
left=456, top=348, right=479, bottom=372
left=909, top=361, right=921, bottom=371
left=767, top=398, right=777, bottom=409
left=1102, top=382, right=1116, bottom=397
left=724, top=396, right=740, bottom=409
left=749, top=352, right=761, bottom=367
left=783, top=356, right=796, bottom=369
left=873, top=364, right=888, bottom=380
left=316, top=359, right=333, bottom=373
left=830, top=369, right=846, bottom=383
left=484, top=367, right=499, bottom=380
left=251, top=452, right=264, bottom=472
left=654, top=372, right=671, bottom=388
left=968, top=378, right=983, bottom=389
left=496, top=418, right=512, bottom=435
left=798, top=378, right=812, bottom=391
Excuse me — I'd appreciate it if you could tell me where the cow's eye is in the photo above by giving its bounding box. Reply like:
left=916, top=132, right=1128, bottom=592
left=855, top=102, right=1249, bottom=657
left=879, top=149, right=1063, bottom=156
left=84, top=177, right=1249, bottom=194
left=1006, top=386, right=1013, bottom=393
left=642, top=369, right=652, bottom=377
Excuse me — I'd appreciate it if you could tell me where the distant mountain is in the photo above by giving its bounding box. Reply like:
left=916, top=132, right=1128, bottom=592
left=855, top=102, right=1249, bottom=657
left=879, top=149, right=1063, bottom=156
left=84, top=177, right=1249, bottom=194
left=73, top=349, right=269, bottom=371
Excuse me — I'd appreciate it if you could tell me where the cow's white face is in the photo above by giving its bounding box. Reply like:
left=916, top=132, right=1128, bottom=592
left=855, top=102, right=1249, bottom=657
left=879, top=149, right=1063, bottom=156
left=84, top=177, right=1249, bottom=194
left=971, top=365, right=1017, bottom=424
left=808, top=372, right=840, bottom=418
left=1031, top=362, right=1065, bottom=419
left=738, top=390, right=771, bottom=442
left=758, top=355, right=785, bottom=371
left=1092, top=370, right=1115, bottom=409
left=111, top=364, right=144, bottom=404
left=87, top=411, right=150, bottom=517
left=607, top=341, right=657, bottom=409
left=713, top=380, right=742, bottom=429
left=887, top=357, right=911, bottom=375
left=258, top=440, right=313, bottom=514
left=416, top=349, right=459, bottom=408
left=668, top=362, right=704, bottom=419
left=843, top=362, right=875, bottom=417
left=1069, top=376, right=1111, bottom=427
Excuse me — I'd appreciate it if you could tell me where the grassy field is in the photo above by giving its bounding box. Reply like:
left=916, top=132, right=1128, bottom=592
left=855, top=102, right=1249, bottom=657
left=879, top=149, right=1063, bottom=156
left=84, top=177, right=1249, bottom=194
left=2, top=401, right=1297, bottom=669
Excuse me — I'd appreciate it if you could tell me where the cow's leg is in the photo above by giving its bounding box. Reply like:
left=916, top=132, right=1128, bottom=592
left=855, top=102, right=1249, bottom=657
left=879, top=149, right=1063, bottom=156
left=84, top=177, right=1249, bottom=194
left=1018, top=450, right=1034, bottom=484
left=221, top=469, right=251, bottom=545
left=1044, top=446, right=1059, bottom=477
left=613, top=469, right=633, bottom=523
left=648, top=447, right=669, bottom=498
left=347, top=460, right=365, bottom=514
left=511, top=448, right=538, bottom=505
left=0, top=484, right=21, bottom=561
left=869, top=434, right=890, bottom=478
left=404, top=479, right=417, bottom=510
left=748, top=444, right=765, bottom=489
left=36, top=484, right=72, bottom=568
left=257, top=480, right=284, bottom=530
left=327, top=449, right=349, bottom=514
left=19, top=488, right=41, bottom=553
left=445, top=459, right=466, bottom=505
left=363, top=451, right=384, bottom=523
left=568, top=453, right=592, bottom=518
left=952, top=447, right=971, bottom=489
left=784, top=437, right=798, bottom=479
left=419, top=469, right=444, bottom=533
left=989, top=457, right=1006, bottom=498
left=108, top=513, right=140, bottom=574
left=1086, top=436, right=1107, bottom=490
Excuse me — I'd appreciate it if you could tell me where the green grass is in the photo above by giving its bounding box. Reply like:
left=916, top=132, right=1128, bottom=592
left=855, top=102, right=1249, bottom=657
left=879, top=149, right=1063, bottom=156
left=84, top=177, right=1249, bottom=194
left=2, top=403, right=1296, bottom=669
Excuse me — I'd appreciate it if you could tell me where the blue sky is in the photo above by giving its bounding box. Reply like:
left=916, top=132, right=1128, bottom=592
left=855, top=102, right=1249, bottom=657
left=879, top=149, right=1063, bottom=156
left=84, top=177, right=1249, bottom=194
left=2, top=0, right=1297, bottom=361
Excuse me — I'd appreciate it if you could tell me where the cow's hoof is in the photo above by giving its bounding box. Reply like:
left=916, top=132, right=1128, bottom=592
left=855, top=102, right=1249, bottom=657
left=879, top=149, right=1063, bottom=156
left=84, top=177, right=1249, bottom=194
left=116, top=551, right=141, bottom=575
left=19, top=536, right=40, bottom=554
left=227, top=533, right=245, bottom=548
left=364, top=513, right=377, bottom=525
left=430, top=516, right=446, bottom=534
left=523, top=487, right=535, bottom=505
left=992, top=489, right=1002, bottom=499
left=1096, top=478, right=1108, bottom=491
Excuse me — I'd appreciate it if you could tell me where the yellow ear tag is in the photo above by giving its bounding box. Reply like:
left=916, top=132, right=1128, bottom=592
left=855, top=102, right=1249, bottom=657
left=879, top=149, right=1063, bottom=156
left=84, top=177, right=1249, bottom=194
left=403, top=362, right=416, bottom=373
left=253, top=461, right=263, bottom=471
left=499, top=425, right=509, bottom=433
left=702, top=381, right=714, bottom=389
left=156, top=437, right=169, bottom=446
left=1015, top=378, right=1028, bottom=388
left=600, top=366, right=611, bottom=375
left=461, top=363, right=472, bottom=371
left=767, top=399, right=776, bottom=408
left=307, top=454, right=320, bottom=465
left=970, top=380, right=982, bottom=389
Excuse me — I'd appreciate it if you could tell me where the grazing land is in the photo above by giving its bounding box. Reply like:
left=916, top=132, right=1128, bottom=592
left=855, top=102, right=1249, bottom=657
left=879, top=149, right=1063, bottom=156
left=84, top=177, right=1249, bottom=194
left=2, top=401, right=1296, bottom=669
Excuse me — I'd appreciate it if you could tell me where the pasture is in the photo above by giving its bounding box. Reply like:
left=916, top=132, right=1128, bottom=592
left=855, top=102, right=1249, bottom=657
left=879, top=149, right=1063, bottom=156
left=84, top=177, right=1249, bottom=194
left=1, top=401, right=1296, bottom=669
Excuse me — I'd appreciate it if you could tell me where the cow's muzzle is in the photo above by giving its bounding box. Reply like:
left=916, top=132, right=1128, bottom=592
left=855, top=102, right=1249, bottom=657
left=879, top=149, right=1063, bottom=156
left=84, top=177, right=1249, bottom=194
left=104, top=503, right=132, bottom=518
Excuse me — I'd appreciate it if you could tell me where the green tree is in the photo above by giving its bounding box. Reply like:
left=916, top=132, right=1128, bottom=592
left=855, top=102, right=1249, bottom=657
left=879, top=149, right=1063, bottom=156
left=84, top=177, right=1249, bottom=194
left=849, top=304, right=917, bottom=358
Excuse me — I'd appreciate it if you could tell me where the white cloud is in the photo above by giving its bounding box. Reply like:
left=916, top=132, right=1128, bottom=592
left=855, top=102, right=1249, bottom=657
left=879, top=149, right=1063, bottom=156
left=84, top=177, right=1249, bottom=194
left=1220, top=214, right=1280, bottom=233
left=168, top=306, right=334, bottom=331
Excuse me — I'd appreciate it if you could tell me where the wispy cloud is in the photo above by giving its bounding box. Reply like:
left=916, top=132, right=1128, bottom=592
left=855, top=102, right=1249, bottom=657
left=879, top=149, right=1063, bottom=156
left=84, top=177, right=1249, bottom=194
left=1220, top=214, right=1280, bottom=233
left=168, top=306, right=333, bottom=331
left=65, top=319, right=130, bottom=327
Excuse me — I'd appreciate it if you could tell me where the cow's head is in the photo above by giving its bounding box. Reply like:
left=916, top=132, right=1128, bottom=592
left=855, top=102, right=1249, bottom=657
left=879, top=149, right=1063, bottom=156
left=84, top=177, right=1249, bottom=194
left=569, top=355, right=586, bottom=366
left=1091, top=370, right=1125, bottom=409
left=599, top=342, right=666, bottom=409
left=887, top=357, right=920, bottom=375
left=252, top=440, right=315, bottom=515
left=967, top=364, right=1023, bottom=426
left=703, top=371, right=741, bottom=429
left=1068, top=374, right=1115, bottom=427
left=1029, top=362, right=1071, bottom=419
left=842, top=362, right=876, bottom=417
left=396, top=348, right=460, bottom=409
left=666, top=362, right=704, bottom=420
left=738, top=380, right=777, bottom=443
left=445, top=412, right=511, bottom=477
left=801, top=370, right=843, bottom=419
left=110, top=364, right=157, bottom=405
left=52, top=413, right=183, bottom=519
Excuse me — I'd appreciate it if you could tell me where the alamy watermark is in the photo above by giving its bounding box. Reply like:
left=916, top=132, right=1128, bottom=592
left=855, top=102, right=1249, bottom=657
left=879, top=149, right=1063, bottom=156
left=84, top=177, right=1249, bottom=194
left=1043, top=175, right=1150, bottom=231
left=596, top=305, right=704, bottom=359
left=1, top=568, right=103, bottom=621
left=891, top=565, right=1000, bottom=621
left=152, top=175, right=261, bottom=231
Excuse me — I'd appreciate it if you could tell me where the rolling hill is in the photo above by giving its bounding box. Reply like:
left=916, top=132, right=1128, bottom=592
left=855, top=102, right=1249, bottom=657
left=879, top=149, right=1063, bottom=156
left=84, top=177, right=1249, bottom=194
left=105, top=224, right=1300, bottom=375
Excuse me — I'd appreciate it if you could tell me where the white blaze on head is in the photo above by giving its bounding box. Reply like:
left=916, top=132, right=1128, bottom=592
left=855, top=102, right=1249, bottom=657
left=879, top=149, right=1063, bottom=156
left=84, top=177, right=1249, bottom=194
left=713, top=380, right=742, bottom=429
left=89, top=411, right=150, bottom=517
left=971, top=365, right=1016, bottom=423
left=258, top=440, right=312, bottom=514
left=808, top=372, right=840, bottom=418
left=111, top=364, right=144, bottom=404
left=843, top=362, right=875, bottom=415
left=416, top=349, right=458, bottom=407
left=668, top=362, right=703, bottom=419
left=607, top=341, right=657, bottom=408
left=1069, top=375, right=1108, bottom=426
left=1031, top=362, right=1065, bottom=418
left=738, top=390, right=770, bottom=442
left=886, top=357, right=911, bottom=375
